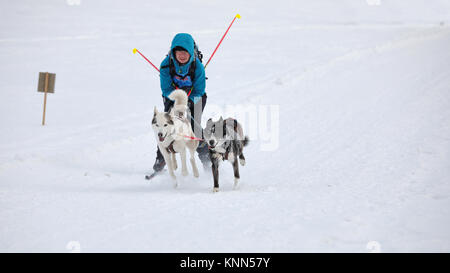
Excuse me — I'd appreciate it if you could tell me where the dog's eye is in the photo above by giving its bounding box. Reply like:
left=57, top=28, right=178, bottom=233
left=155, top=124, right=159, bottom=127
left=164, top=124, right=168, bottom=127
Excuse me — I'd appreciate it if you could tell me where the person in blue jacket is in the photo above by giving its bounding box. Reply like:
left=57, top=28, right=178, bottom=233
left=153, top=33, right=209, bottom=172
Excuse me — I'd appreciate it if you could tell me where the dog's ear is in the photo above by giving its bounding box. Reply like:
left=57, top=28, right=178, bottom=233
left=153, top=106, right=158, bottom=116
left=206, top=118, right=213, bottom=127
left=218, top=116, right=224, bottom=124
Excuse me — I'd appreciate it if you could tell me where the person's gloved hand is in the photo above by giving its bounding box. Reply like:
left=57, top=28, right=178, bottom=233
left=190, top=96, right=202, bottom=105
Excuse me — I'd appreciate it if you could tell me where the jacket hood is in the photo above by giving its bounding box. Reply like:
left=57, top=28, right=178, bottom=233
left=170, top=33, right=195, bottom=64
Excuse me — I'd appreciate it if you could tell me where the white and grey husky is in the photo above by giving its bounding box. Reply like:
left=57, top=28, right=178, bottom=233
left=152, top=89, right=199, bottom=187
left=203, top=117, right=249, bottom=192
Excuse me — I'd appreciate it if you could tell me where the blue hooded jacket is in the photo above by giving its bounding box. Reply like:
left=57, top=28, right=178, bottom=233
left=160, top=33, right=206, bottom=103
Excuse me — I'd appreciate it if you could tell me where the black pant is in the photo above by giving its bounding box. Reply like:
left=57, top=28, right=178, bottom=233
left=156, top=93, right=208, bottom=160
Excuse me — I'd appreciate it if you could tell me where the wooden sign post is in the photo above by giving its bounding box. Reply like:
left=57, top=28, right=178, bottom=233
left=37, top=72, right=56, bottom=125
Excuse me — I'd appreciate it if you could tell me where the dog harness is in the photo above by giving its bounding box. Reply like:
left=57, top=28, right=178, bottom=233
left=217, top=119, right=240, bottom=160
left=165, top=140, right=177, bottom=154
left=223, top=141, right=232, bottom=160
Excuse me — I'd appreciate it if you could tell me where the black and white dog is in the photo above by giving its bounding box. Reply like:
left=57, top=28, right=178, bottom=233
left=203, top=117, right=249, bottom=192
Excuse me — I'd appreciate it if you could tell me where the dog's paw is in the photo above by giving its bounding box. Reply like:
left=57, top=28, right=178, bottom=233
left=233, top=178, right=240, bottom=190
left=239, top=158, right=245, bottom=166
left=170, top=172, right=177, bottom=180
left=213, top=187, right=219, bottom=193
left=193, top=170, right=199, bottom=178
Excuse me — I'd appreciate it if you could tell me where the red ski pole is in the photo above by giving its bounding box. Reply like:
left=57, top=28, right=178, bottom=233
left=204, top=14, right=241, bottom=69
left=132, top=48, right=160, bottom=73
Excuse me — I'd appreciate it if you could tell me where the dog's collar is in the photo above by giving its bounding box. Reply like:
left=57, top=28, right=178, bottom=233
left=208, top=141, right=231, bottom=160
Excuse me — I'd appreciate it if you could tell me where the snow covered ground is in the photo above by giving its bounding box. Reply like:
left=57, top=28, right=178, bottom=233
left=1, top=0, right=450, bottom=252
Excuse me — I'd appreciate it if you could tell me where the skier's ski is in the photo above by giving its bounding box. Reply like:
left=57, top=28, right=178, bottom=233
left=145, top=170, right=166, bottom=180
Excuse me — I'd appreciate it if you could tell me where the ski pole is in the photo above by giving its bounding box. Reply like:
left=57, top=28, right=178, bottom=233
left=204, top=14, right=241, bottom=69
left=187, top=11, right=241, bottom=96
left=132, top=48, right=160, bottom=73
